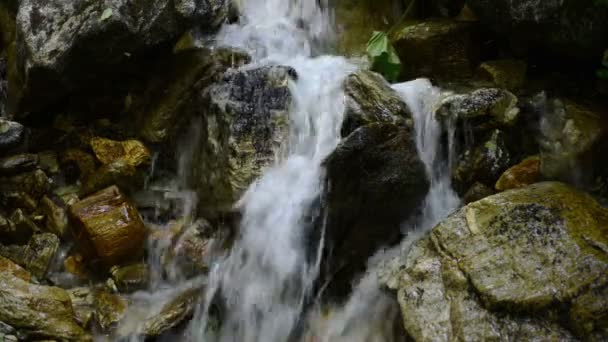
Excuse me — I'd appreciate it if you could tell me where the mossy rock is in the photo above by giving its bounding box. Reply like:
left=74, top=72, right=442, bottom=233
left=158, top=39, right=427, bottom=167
left=381, top=182, right=608, bottom=341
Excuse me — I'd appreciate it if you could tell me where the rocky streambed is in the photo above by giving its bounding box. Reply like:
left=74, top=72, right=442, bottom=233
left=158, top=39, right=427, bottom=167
left=0, top=0, right=607, bottom=341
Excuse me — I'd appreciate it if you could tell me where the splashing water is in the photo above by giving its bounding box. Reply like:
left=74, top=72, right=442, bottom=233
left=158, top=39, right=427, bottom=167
left=191, top=0, right=356, bottom=341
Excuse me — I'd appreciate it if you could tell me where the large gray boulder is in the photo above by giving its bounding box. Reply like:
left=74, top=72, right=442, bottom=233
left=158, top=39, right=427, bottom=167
left=193, top=65, right=295, bottom=218
left=467, top=0, right=608, bottom=61
left=10, top=0, right=229, bottom=117
left=322, top=123, right=429, bottom=296
left=381, top=182, right=608, bottom=341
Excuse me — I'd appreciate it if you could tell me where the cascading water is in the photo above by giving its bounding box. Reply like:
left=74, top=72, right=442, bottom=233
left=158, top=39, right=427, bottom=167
left=189, top=0, right=356, bottom=340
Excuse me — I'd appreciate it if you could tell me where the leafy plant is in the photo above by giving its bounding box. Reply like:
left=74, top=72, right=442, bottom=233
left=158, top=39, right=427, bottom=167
left=366, top=31, right=402, bottom=82
left=597, top=49, right=608, bottom=79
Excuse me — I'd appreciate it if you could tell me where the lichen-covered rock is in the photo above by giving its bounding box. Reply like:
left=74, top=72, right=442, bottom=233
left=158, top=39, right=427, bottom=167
left=117, top=286, right=201, bottom=338
left=90, top=137, right=150, bottom=166
left=390, top=19, right=478, bottom=80
left=193, top=65, right=294, bottom=218
left=477, top=59, right=527, bottom=91
left=0, top=119, right=24, bottom=153
left=39, top=195, right=70, bottom=238
left=70, top=185, right=147, bottom=267
left=495, top=155, right=541, bottom=191
left=0, top=153, right=38, bottom=176
left=436, top=88, right=520, bottom=131
left=0, top=272, right=91, bottom=341
left=136, top=47, right=250, bottom=143
left=539, top=99, right=605, bottom=183
left=81, top=159, right=145, bottom=196
left=467, top=0, right=608, bottom=61
left=462, top=181, right=494, bottom=204
left=323, top=123, right=429, bottom=296
left=452, top=129, right=512, bottom=193
left=110, top=263, right=149, bottom=292
left=381, top=182, right=608, bottom=341
left=10, top=0, right=230, bottom=117
left=342, top=70, right=412, bottom=137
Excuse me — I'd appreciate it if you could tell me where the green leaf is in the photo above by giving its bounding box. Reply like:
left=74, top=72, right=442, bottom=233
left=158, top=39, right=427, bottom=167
left=366, top=31, right=402, bottom=82
left=100, top=8, right=113, bottom=22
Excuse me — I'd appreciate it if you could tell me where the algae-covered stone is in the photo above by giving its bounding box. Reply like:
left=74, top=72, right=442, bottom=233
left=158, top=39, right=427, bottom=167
left=477, top=59, right=527, bottom=91
left=110, top=263, right=149, bottom=292
left=70, top=185, right=147, bottom=267
left=390, top=19, right=478, bottom=80
left=436, top=88, right=519, bottom=130
left=194, top=65, right=294, bottom=218
left=136, top=47, right=250, bottom=143
left=0, top=272, right=91, bottom=341
left=495, top=155, right=540, bottom=191
left=323, top=123, right=429, bottom=295
left=0, top=153, right=38, bottom=176
left=452, top=129, right=512, bottom=192
left=94, top=291, right=128, bottom=331
left=342, top=70, right=412, bottom=137
left=11, top=0, right=230, bottom=118
left=90, top=137, right=150, bottom=167
left=0, top=119, right=24, bottom=153
left=539, top=99, right=604, bottom=183
left=381, top=182, right=608, bottom=341
left=81, top=159, right=145, bottom=196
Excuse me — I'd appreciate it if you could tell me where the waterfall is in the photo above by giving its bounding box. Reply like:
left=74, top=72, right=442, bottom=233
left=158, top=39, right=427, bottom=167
left=306, top=79, right=460, bottom=341
left=190, top=0, right=356, bottom=340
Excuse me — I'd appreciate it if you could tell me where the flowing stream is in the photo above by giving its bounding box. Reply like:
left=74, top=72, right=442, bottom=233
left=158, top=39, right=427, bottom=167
left=123, top=1, right=460, bottom=340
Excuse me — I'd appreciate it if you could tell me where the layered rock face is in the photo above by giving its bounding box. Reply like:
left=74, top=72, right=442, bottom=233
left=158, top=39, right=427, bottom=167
left=381, top=182, right=608, bottom=341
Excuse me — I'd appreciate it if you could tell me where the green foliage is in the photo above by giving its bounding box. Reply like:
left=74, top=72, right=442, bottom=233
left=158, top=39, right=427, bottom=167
left=366, top=31, right=402, bottom=82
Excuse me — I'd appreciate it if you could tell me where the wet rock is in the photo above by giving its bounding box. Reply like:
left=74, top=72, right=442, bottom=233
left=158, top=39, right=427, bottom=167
left=0, top=272, right=90, bottom=341
left=477, top=59, right=527, bottom=91
left=0, top=169, right=50, bottom=201
left=39, top=195, right=70, bottom=238
left=11, top=0, right=230, bottom=118
left=381, top=182, right=608, bottom=341
left=342, top=70, right=412, bottom=137
left=0, top=119, right=24, bottom=153
left=467, top=0, right=608, bottom=61
left=323, top=123, right=429, bottom=295
left=436, top=88, right=520, bottom=131
left=81, top=159, right=145, bottom=196
left=136, top=47, right=250, bottom=143
left=70, top=185, right=147, bottom=267
left=38, top=151, right=60, bottom=174
left=68, top=287, right=96, bottom=328
left=452, top=129, right=512, bottom=193
left=110, top=263, right=149, bottom=292
left=194, top=65, right=294, bottom=218
left=0, top=153, right=38, bottom=176
left=64, top=254, right=91, bottom=280
left=335, top=0, right=405, bottom=55
left=90, top=137, right=150, bottom=166
left=495, top=155, right=541, bottom=191
left=169, top=219, right=219, bottom=278
left=0, top=255, right=31, bottom=282
left=94, top=291, right=128, bottom=332
left=60, top=149, right=96, bottom=183
left=20, top=233, right=60, bottom=280
left=462, top=181, right=494, bottom=204
left=539, top=99, right=605, bottom=183
left=6, top=209, right=38, bottom=244
left=390, top=19, right=478, bottom=80
left=118, top=287, right=201, bottom=338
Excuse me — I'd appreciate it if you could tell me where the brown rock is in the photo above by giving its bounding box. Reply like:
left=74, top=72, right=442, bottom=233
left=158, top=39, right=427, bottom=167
left=70, top=186, right=147, bottom=267
left=477, top=59, right=527, bottom=91
left=495, top=156, right=541, bottom=191
left=94, top=291, right=127, bottom=331
left=0, top=255, right=31, bottom=281
left=90, top=137, right=150, bottom=167
left=61, top=149, right=96, bottom=182
left=463, top=181, right=494, bottom=204
left=39, top=195, right=69, bottom=238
